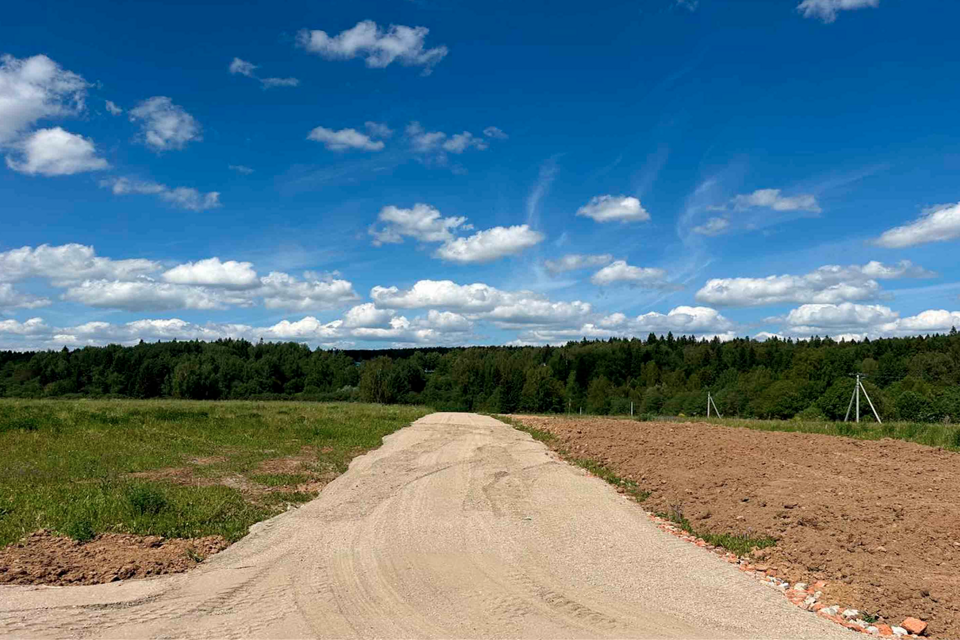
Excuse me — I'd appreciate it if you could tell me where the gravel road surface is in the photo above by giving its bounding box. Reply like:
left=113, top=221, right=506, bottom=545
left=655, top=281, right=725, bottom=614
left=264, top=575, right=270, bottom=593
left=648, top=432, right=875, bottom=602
left=0, top=413, right=850, bottom=639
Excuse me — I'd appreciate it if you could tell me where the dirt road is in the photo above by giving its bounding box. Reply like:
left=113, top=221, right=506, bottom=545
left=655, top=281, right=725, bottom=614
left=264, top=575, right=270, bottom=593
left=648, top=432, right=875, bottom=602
left=0, top=413, right=849, bottom=639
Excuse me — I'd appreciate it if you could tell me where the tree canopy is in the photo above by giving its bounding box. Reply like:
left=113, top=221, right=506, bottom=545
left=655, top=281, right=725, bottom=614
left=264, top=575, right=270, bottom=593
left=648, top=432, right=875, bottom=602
left=4, top=331, right=960, bottom=423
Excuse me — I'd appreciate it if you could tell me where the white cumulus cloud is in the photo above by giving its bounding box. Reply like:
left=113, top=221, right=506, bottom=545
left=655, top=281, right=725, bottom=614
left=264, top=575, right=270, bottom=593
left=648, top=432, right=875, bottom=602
left=514, top=306, right=737, bottom=345
left=0, top=243, right=159, bottom=284
left=369, top=203, right=470, bottom=246
left=0, top=54, right=88, bottom=145
left=544, top=254, right=614, bottom=274
left=692, top=217, right=730, bottom=237
left=434, top=225, right=544, bottom=264
left=343, top=302, right=396, bottom=328
left=781, top=302, right=900, bottom=334
left=576, top=195, right=650, bottom=223
left=229, top=57, right=257, bottom=76
left=442, top=132, right=488, bottom=154
left=257, top=271, right=360, bottom=311
left=364, top=121, right=393, bottom=138
left=162, top=257, right=260, bottom=289
left=297, top=21, right=448, bottom=72
left=129, top=96, right=202, bottom=151
left=105, top=100, right=122, bottom=115
left=873, top=203, right=960, bottom=249
left=0, top=317, right=49, bottom=336
left=370, top=279, right=590, bottom=328
left=483, top=126, right=508, bottom=139
left=5, top=127, right=108, bottom=176
left=696, top=261, right=933, bottom=307
left=0, top=283, right=50, bottom=309
left=590, top=260, right=677, bottom=289
left=62, top=280, right=236, bottom=312
left=307, top=125, right=385, bottom=152
left=371, top=280, right=506, bottom=311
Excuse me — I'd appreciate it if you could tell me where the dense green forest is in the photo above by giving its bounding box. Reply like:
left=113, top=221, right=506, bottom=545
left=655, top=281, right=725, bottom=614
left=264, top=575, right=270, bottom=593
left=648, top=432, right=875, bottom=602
left=3, top=330, right=960, bottom=422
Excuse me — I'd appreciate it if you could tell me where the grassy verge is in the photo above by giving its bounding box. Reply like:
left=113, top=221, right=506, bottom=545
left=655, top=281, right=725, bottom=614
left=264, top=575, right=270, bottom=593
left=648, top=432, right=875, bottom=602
left=495, top=413, right=774, bottom=556
left=0, top=399, right=431, bottom=547
left=648, top=415, right=960, bottom=450
left=655, top=506, right=777, bottom=557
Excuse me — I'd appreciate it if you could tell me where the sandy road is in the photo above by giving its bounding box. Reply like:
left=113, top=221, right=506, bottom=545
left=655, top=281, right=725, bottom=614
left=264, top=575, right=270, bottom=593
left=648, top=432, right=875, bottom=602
left=0, top=413, right=850, bottom=639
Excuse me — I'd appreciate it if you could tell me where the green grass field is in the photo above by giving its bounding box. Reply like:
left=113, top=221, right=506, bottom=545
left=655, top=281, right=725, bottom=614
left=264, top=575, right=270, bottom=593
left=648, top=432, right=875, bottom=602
left=0, top=400, right=431, bottom=547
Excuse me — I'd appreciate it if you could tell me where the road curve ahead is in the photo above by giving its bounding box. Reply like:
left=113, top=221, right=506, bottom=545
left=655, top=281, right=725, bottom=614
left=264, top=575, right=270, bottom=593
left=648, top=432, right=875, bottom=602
left=0, top=413, right=849, bottom=639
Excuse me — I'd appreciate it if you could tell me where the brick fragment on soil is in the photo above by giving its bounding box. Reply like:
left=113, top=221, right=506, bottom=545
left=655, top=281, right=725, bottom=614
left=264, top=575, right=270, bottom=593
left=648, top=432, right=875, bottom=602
left=903, top=618, right=928, bottom=636
left=0, top=531, right=228, bottom=586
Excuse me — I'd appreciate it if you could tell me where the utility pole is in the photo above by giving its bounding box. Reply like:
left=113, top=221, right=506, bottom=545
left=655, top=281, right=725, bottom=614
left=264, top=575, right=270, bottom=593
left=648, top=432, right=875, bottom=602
left=844, top=373, right=882, bottom=424
left=707, top=392, right=722, bottom=418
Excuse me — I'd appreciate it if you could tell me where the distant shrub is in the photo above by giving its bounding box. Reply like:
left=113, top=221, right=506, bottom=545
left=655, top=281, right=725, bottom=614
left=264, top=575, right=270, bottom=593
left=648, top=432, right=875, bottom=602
left=795, top=405, right=826, bottom=421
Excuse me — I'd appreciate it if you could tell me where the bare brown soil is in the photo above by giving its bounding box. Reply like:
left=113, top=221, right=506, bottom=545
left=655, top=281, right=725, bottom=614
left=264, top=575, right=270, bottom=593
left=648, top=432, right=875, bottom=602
left=0, top=531, right=229, bottom=586
left=511, top=416, right=960, bottom=639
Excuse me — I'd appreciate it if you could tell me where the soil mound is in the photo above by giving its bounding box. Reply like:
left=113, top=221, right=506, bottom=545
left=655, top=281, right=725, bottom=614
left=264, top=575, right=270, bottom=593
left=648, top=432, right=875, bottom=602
left=0, top=531, right=228, bottom=586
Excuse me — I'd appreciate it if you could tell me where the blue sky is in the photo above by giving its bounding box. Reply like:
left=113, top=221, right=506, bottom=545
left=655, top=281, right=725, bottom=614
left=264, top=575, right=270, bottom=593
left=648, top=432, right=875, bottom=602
left=3, top=0, right=960, bottom=350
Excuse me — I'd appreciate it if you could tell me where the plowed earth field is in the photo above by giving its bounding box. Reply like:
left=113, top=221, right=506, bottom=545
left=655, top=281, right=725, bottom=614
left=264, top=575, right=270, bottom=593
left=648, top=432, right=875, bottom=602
left=510, top=416, right=960, bottom=639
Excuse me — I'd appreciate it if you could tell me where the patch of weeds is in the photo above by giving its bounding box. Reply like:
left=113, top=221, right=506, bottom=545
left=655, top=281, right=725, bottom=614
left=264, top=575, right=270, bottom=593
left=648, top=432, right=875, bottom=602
left=126, top=484, right=168, bottom=516
left=493, top=415, right=556, bottom=443
left=185, top=547, right=204, bottom=563
left=87, top=411, right=129, bottom=426
left=573, top=458, right=650, bottom=501
left=658, top=502, right=776, bottom=557
left=861, top=613, right=878, bottom=624
left=249, top=473, right=309, bottom=487
left=2, top=415, right=40, bottom=433
left=700, top=531, right=777, bottom=557
left=64, top=518, right=95, bottom=542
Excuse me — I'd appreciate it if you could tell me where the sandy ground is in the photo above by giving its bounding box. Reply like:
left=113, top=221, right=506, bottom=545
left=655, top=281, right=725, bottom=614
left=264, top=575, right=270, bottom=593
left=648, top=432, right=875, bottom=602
left=0, top=413, right=848, bottom=639
left=513, top=416, right=960, bottom=638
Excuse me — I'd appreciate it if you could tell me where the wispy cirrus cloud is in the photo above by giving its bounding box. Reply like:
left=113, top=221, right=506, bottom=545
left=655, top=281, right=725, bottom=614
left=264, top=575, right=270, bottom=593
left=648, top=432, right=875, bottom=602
left=797, top=0, right=879, bottom=24
left=100, top=177, right=221, bottom=211
left=228, top=57, right=299, bottom=89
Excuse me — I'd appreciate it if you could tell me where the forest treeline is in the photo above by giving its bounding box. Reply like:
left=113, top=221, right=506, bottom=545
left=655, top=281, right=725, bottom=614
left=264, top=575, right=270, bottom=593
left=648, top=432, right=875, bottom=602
left=3, top=331, right=960, bottom=422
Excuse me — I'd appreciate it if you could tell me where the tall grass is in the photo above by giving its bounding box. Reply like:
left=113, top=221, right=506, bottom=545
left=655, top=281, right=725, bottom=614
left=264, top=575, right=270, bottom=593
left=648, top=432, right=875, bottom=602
left=0, top=399, right=430, bottom=547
